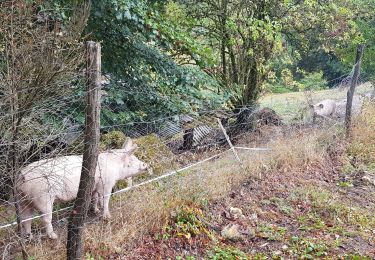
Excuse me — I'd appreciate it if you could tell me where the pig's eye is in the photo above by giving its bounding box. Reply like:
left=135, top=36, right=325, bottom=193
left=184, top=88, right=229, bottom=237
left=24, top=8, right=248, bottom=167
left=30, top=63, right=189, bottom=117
left=124, top=163, right=130, bottom=168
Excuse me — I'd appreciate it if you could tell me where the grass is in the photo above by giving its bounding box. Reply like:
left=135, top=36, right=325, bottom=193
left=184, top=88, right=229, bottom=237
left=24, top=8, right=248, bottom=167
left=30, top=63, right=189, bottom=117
left=348, top=101, right=375, bottom=167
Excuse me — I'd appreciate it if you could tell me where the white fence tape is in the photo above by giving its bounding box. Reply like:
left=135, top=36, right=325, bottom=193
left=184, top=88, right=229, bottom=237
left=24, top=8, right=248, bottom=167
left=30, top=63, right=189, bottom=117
left=234, top=147, right=271, bottom=151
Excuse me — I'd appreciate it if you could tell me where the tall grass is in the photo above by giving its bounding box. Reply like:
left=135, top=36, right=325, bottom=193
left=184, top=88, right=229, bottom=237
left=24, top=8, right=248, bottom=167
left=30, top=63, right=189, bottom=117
left=348, top=102, right=375, bottom=167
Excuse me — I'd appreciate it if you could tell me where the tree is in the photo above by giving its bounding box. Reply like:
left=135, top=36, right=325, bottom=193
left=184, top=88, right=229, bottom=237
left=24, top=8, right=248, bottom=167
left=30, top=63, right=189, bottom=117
left=84, top=0, right=226, bottom=127
left=335, top=0, right=375, bottom=81
left=178, top=0, right=363, bottom=105
left=0, top=2, right=87, bottom=256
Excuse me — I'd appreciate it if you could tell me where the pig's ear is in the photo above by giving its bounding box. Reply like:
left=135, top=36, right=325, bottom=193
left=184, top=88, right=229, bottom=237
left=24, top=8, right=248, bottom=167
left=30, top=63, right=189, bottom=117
left=122, top=138, right=133, bottom=151
left=319, top=103, right=324, bottom=108
left=126, top=144, right=138, bottom=155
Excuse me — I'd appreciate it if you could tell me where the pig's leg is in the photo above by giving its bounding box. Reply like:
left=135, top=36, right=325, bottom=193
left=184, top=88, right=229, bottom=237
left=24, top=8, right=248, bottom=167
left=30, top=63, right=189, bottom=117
left=34, top=195, right=57, bottom=239
left=98, top=193, right=103, bottom=209
left=19, top=200, right=34, bottom=239
left=127, top=177, right=133, bottom=187
left=92, top=192, right=101, bottom=215
left=102, top=187, right=112, bottom=220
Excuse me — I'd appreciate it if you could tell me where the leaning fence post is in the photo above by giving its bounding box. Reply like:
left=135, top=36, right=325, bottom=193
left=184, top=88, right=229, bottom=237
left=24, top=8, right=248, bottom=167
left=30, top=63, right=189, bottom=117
left=345, top=44, right=365, bottom=138
left=67, top=41, right=101, bottom=260
left=216, top=118, right=241, bottom=163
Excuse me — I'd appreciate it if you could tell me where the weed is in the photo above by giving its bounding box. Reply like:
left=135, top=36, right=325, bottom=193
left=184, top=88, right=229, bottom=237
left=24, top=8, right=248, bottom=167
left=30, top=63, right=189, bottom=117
left=343, top=254, right=372, bottom=260
left=298, top=213, right=326, bottom=231
left=257, top=224, right=287, bottom=241
left=293, top=186, right=375, bottom=237
left=367, top=163, right=375, bottom=171
left=174, top=205, right=206, bottom=239
left=160, top=205, right=210, bottom=241
left=207, top=246, right=248, bottom=260
left=289, top=237, right=328, bottom=258
left=270, top=197, right=294, bottom=215
left=252, top=253, right=268, bottom=260
left=342, top=163, right=356, bottom=174
left=348, top=103, right=375, bottom=166
left=85, top=252, right=104, bottom=260
left=338, top=181, right=354, bottom=188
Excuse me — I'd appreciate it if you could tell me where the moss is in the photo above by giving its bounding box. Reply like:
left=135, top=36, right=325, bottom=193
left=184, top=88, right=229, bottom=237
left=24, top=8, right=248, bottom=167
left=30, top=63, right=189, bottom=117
left=100, top=131, right=126, bottom=151
left=100, top=131, right=177, bottom=191
left=133, top=134, right=177, bottom=175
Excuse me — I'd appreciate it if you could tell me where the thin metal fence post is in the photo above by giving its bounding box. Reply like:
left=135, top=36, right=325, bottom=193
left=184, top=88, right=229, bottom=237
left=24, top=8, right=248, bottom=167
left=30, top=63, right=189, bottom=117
left=216, top=118, right=241, bottom=163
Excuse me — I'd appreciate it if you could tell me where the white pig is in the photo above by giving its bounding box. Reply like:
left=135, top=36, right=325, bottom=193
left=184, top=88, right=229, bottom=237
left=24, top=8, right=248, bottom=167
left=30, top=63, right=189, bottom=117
left=17, top=138, right=149, bottom=239
left=310, top=99, right=336, bottom=121
left=311, top=96, right=364, bottom=121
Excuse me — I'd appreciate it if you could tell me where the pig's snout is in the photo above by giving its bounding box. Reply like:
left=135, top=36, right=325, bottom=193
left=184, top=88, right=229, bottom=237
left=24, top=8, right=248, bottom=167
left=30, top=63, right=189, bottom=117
left=139, top=162, right=153, bottom=175
left=144, top=163, right=153, bottom=175
left=312, top=112, right=317, bottom=123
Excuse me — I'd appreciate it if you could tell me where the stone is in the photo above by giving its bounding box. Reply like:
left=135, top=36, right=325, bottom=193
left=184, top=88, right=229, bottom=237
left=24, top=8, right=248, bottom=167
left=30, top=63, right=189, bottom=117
left=229, top=207, right=244, bottom=219
left=221, top=224, right=244, bottom=241
left=281, top=245, right=288, bottom=251
left=362, top=174, right=375, bottom=187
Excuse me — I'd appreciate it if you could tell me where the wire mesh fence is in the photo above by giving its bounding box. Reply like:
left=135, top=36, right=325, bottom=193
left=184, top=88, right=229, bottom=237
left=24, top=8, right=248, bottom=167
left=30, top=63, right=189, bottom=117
left=0, top=101, right=355, bottom=259
left=1, top=73, right=374, bottom=258
left=0, top=8, right=374, bottom=257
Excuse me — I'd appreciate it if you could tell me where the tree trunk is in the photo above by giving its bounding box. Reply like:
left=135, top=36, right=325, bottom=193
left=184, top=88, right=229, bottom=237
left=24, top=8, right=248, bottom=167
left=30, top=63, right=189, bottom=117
left=220, top=0, right=228, bottom=84
left=228, top=44, right=238, bottom=84
left=66, top=41, right=101, bottom=260
left=243, top=61, right=259, bottom=105
left=221, top=39, right=227, bottom=84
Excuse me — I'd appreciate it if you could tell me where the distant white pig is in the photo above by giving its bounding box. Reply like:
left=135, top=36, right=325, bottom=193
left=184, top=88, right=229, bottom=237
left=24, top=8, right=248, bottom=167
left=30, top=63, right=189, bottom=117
left=17, top=138, right=149, bottom=239
left=310, top=99, right=336, bottom=121
left=311, top=96, right=364, bottom=121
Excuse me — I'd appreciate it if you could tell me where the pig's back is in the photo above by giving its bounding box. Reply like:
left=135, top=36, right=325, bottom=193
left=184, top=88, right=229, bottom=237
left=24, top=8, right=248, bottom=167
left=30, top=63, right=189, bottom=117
left=19, top=155, right=83, bottom=202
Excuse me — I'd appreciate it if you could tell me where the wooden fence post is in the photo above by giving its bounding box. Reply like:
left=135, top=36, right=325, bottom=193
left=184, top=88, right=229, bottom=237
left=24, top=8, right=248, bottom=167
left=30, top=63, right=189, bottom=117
left=345, top=44, right=365, bottom=138
left=67, top=41, right=101, bottom=260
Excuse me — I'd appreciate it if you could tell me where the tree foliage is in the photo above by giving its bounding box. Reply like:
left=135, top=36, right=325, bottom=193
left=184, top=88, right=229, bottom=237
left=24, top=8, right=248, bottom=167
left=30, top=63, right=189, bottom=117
left=2, top=0, right=373, bottom=129
left=85, top=0, right=227, bottom=127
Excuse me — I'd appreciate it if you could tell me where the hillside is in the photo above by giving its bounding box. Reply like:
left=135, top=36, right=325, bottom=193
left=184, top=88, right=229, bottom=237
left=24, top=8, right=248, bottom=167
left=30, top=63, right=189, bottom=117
left=8, top=94, right=373, bottom=259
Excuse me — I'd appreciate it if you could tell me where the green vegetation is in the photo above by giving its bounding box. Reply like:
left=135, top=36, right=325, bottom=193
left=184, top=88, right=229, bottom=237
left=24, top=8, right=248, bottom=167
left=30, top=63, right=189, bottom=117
left=161, top=205, right=210, bottom=240
left=2, top=0, right=374, bottom=133
left=207, top=246, right=248, bottom=260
